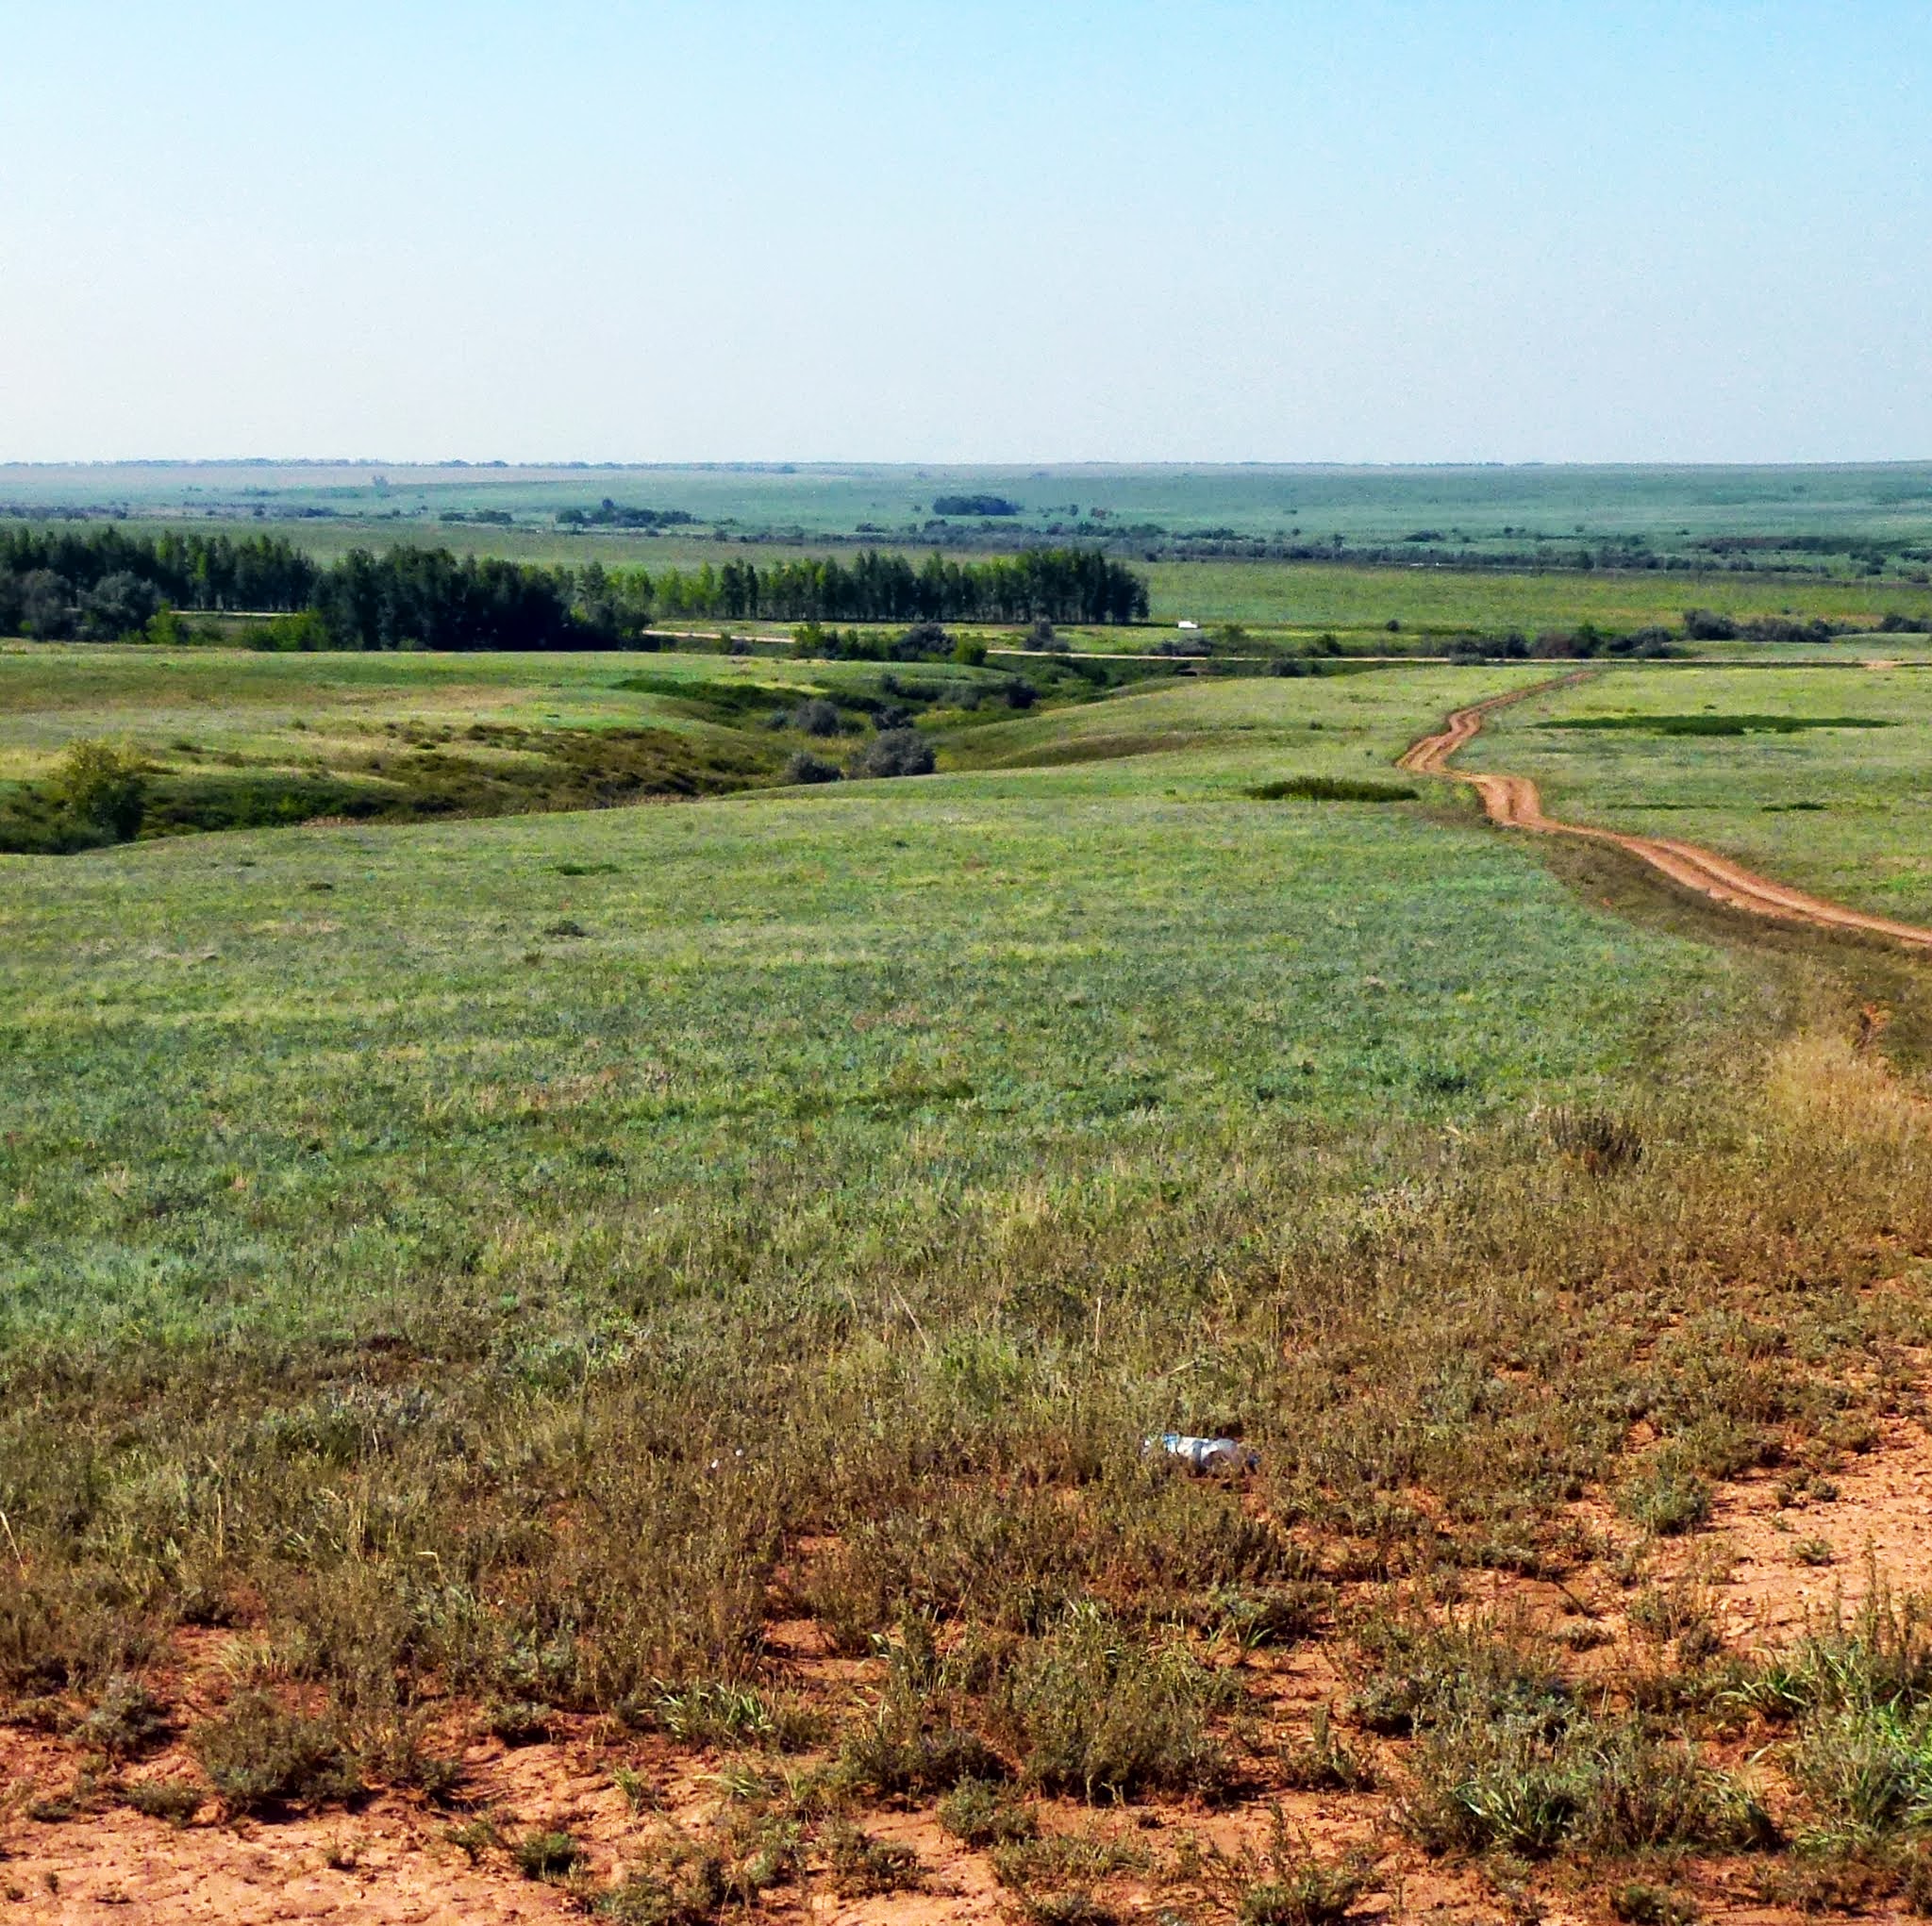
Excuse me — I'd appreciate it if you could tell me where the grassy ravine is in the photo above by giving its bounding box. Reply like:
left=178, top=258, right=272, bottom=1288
left=6, top=663, right=1932, bottom=1916
left=0, top=644, right=1178, bottom=848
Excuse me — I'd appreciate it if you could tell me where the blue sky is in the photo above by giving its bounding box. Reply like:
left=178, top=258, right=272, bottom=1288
left=1, top=2, right=1926, bottom=461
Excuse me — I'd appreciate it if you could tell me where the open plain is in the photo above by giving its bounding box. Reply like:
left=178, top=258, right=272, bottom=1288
left=7, top=617, right=1932, bottom=1922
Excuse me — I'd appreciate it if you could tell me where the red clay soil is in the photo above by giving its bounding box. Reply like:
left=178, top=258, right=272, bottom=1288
left=1400, top=681, right=1932, bottom=951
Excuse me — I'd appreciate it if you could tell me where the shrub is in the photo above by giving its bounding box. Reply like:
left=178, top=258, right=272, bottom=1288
left=1401, top=1709, right=1769, bottom=1860
left=1400, top=1725, right=1589, bottom=1856
left=824, top=1820, right=922, bottom=1897
left=653, top=1681, right=824, bottom=1751
left=73, top=1675, right=171, bottom=1760
left=782, top=750, right=841, bottom=785
left=1618, top=1458, right=1712, bottom=1536
left=515, top=1829, right=586, bottom=1880
left=894, top=621, right=953, bottom=660
left=1024, top=1897, right=1119, bottom=1926
left=1000, top=1604, right=1233, bottom=1800
left=1792, top=1704, right=1932, bottom=1842
left=486, top=1700, right=553, bottom=1745
left=46, top=738, right=147, bottom=843
left=245, top=610, right=331, bottom=652
left=1610, top=1882, right=1699, bottom=1926
left=1212, top=1584, right=1331, bottom=1652
left=192, top=1691, right=362, bottom=1814
left=1277, top=1707, right=1374, bottom=1793
left=939, top=1778, right=1039, bottom=1847
left=1742, top=1588, right=1932, bottom=1723
left=1570, top=1728, right=1774, bottom=1855
left=1206, top=1811, right=1377, bottom=1926
left=80, top=572, right=163, bottom=640
left=790, top=698, right=842, bottom=738
left=1347, top=1618, right=1568, bottom=1740
left=1247, top=776, right=1416, bottom=804
left=853, top=729, right=935, bottom=779
left=122, top=1781, right=202, bottom=1825
left=1241, top=1859, right=1374, bottom=1926
left=838, top=1720, right=1010, bottom=1797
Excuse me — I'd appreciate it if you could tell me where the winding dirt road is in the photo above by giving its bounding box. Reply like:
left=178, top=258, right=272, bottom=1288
left=1400, top=678, right=1932, bottom=952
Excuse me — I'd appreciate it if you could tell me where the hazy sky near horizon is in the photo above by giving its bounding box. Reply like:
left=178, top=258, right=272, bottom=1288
left=2, top=2, right=1927, bottom=464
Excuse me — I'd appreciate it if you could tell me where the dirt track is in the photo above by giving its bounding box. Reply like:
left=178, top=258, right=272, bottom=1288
left=1400, top=678, right=1932, bottom=952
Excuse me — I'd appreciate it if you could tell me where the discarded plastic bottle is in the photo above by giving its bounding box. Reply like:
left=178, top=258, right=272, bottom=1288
left=1145, top=1434, right=1258, bottom=1474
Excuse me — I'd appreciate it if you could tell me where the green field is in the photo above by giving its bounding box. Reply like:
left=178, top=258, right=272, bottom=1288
left=1141, top=556, right=1932, bottom=633
left=8, top=459, right=1932, bottom=560
left=9, top=647, right=1932, bottom=1916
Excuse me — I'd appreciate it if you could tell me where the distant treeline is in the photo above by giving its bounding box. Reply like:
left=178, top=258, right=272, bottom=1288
left=557, top=500, right=696, bottom=530
left=1, top=525, right=319, bottom=624
left=0, top=527, right=1150, bottom=647
left=928, top=493, right=1020, bottom=517
left=685, top=548, right=1148, bottom=623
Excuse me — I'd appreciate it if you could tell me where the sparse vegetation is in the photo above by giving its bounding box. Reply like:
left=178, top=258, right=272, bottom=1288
left=191, top=1692, right=362, bottom=1815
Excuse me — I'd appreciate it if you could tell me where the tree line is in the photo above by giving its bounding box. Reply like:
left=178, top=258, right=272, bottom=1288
left=681, top=547, right=1147, bottom=623
left=0, top=527, right=1149, bottom=646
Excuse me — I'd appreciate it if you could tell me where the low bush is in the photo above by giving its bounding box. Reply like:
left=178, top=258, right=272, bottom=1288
left=1347, top=1617, right=1568, bottom=1740
left=72, top=1674, right=171, bottom=1761
left=486, top=1700, right=553, bottom=1746
left=192, top=1691, right=362, bottom=1815
left=1197, top=1811, right=1377, bottom=1926
left=999, top=1604, right=1234, bottom=1801
left=782, top=750, right=841, bottom=785
left=1247, top=776, right=1416, bottom=803
left=839, top=1720, right=1010, bottom=1797
left=1399, top=1694, right=1771, bottom=1861
left=1277, top=1706, right=1375, bottom=1793
left=790, top=698, right=842, bottom=738
left=1618, top=1457, right=1713, bottom=1536
left=853, top=728, right=936, bottom=778
left=514, top=1829, right=585, bottom=1880
left=122, top=1780, right=202, bottom=1824
left=824, top=1819, right=922, bottom=1896
left=939, top=1777, right=1039, bottom=1847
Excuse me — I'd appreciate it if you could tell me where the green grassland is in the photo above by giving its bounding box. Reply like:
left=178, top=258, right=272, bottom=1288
left=9, top=651, right=1932, bottom=1912
left=8, top=458, right=1932, bottom=555
left=1471, top=663, right=1932, bottom=926
left=0, top=665, right=1724, bottom=1353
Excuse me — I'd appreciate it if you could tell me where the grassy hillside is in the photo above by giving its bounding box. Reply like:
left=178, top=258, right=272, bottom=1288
left=0, top=644, right=1173, bottom=843
left=8, top=658, right=1932, bottom=1916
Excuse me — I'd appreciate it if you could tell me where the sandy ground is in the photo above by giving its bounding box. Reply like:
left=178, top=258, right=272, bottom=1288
left=10, top=1403, right=1932, bottom=1926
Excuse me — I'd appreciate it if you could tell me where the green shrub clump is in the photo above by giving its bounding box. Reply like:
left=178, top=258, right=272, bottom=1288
left=192, top=1691, right=362, bottom=1814
left=1247, top=775, right=1416, bottom=803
